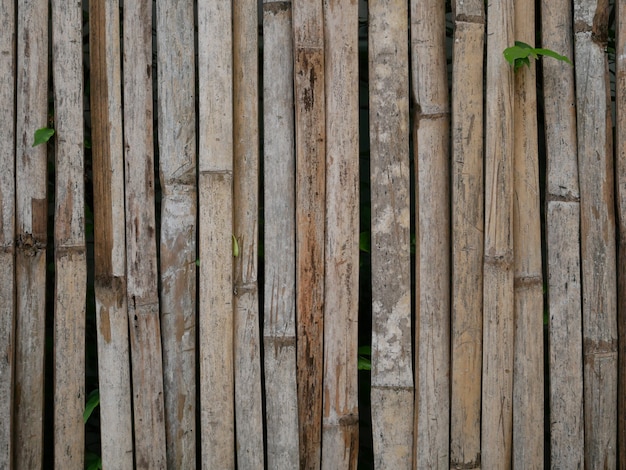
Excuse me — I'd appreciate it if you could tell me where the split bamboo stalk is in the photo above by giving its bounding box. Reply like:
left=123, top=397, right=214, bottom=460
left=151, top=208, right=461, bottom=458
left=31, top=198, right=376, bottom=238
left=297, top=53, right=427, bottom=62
left=14, top=0, right=48, bottom=466
left=617, top=0, right=626, bottom=466
left=541, top=0, right=584, bottom=466
left=262, top=2, right=300, bottom=468
left=89, top=0, right=134, bottom=466
left=368, top=1, right=413, bottom=468
left=233, top=0, right=264, bottom=466
left=198, top=1, right=235, bottom=467
left=449, top=1, right=484, bottom=467
left=574, top=1, right=618, bottom=467
left=292, top=1, right=326, bottom=467
left=122, top=0, right=168, bottom=467
left=51, top=1, right=87, bottom=467
left=511, top=1, right=544, bottom=467
left=481, top=0, right=515, bottom=466
left=411, top=0, right=450, bottom=467
left=0, top=0, right=15, bottom=466
left=320, top=0, right=359, bottom=468
left=156, top=0, right=197, bottom=467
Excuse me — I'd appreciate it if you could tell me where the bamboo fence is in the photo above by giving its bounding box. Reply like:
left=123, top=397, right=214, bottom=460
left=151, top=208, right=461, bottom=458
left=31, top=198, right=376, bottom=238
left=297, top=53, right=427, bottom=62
left=0, top=0, right=624, bottom=469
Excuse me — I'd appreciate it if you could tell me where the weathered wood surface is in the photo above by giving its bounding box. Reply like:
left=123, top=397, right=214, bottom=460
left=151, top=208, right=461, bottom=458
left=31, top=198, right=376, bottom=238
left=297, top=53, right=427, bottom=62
left=574, top=1, right=618, bottom=468
left=481, top=0, right=515, bottom=467
left=293, top=1, right=326, bottom=467
left=368, top=1, right=414, bottom=468
left=156, top=0, right=197, bottom=467
left=262, top=2, right=300, bottom=468
left=411, top=0, right=450, bottom=467
left=512, top=1, right=544, bottom=467
left=14, top=0, right=48, bottom=466
left=541, top=0, right=585, bottom=467
left=122, top=0, right=167, bottom=467
left=198, top=1, right=235, bottom=467
left=0, top=0, right=15, bottom=467
left=89, top=0, right=134, bottom=467
left=321, top=0, right=360, bottom=468
left=233, top=0, right=264, bottom=467
left=52, top=1, right=87, bottom=468
left=450, top=4, right=484, bottom=468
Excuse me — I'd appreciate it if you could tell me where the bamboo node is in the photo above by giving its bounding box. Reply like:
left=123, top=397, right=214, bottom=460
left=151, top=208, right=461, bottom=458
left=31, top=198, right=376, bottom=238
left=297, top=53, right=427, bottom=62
left=16, top=232, right=46, bottom=256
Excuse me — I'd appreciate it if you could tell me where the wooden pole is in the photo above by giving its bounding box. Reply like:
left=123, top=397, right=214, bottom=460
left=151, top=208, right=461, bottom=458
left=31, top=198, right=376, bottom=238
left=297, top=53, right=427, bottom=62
left=368, top=1, right=413, bottom=468
left=450, top=1, right=484, bottom=467
left=321, top=0, right=360, bottom=468
left=262, top=2, right=300, bottom=468
left=14, top=0, right=48, bottom=466
left=574, top=1, right=618, bottom=467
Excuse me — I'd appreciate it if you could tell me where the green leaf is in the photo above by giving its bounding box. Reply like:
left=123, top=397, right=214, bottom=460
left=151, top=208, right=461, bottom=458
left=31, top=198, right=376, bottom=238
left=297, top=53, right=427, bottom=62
left=359, top=231, right=371, bottom=253
left=358, top=355, right=371, bottom=371
left=232, top=235, right=239, bottom=258
left=533, top=48, right=573, bottom=65
left=32, top=127, right=55, bottom=147
left=85, top=452, right=102, bottom=470
left=83, top=389, right=100, bottom=424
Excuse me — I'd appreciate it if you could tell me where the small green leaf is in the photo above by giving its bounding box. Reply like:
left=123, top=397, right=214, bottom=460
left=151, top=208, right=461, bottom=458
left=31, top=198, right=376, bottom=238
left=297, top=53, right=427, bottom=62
left=195, top=259, right=200, bottom=266
left=232, top=235, right=239, bottom=258
left=533, top=48, right=573, bottom=65
left=85, top=452, right=102, bottom=470
left=83, top=389, right=100, bottom=424
left=358, top=356, right=371, bottom=371
left=32, top=127, right=55, bottom=147
left=359, top=231, right=371, bottom=253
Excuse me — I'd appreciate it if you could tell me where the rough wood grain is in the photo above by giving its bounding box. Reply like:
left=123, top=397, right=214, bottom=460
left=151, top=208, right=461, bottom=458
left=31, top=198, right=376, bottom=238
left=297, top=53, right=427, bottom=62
left=122, top=0, right=167, bottom=467
left=368, top=1, right=414, bottom=468
left=450, top=12, right=484, bottom=469
left=14, top=0, right=48, bottom=466
left=89, top=0, right=134, bottom=467
left=481, top=0, right=515, bottom=466
left=320, top=1, right=360, bottom=468
left=411, top=1, right=450, bottom=467
left=156, top=0, right=197, bottom=467
left=51, top=1, right=87, bottom=467
left=541, top=0, right=585, bottom=467
left=574, top=1, right=618, bottom=467
left=292, top=1, right=326, bottom=467
left=0, top=0, right=15, bottom=467
left=262, top=2, right=300, bottom=468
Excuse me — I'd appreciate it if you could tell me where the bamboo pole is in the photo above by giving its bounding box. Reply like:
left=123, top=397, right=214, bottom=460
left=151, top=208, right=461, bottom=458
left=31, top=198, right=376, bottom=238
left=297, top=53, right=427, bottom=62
left=450, top=1, right=484, bottom=468
left=51, top=1, right=87, bottom=467
left=233, top=0, right=264, bottom=466
left=292, top=1, right=326, bottom=467
left=481, top=0, right=515, bottom=467
left=368, top=1, right=413, bottom=468
left=0, top=0, right=15, bottom=466
left=156, top=0, right=197, bottom=467
left=122, top=0, right=167, bottom=467
left=617, top=0, right=626, bottom=465
left=320, top=0, right=359, bottom=468
left=540, top=0, right=585, bottom=466
left=411, top=1, right=450, bottom=467
left=574, top=1, right=618, bottom=467
left=511, top=1, right=544, bottom=467
left=262, top=2, right=300, bottom=468
left=89, top=0, right=134, bottom=466
left=14, top=0, right=48, bottom=466
left=198, top=1, right=235, bottom=467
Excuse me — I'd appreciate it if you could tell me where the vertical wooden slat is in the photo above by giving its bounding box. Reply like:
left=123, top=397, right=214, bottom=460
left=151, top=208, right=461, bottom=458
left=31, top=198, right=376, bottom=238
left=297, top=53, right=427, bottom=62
left=233, top=0, right=265, bottom=466
left=122, top=0, right=167, bottom=467
left=541, top=0, right=585, bottom=466
left=411, top=0, right=450, bottom=467
left=51, top=0, right=86, bottom=467
left=0, top=0, right=15, bottom=466
left=14, top=0, right=48, bottom=466
left=573, top=1, right=618, bottom=467
left=320, top=0, right=360, bottom=468
left=156, top=0, right=197, bottom=467
left=89, top=0, right=134, bottom=466
left=368, top=1, right=413, bottom=468
left=262, top=2, right=300, bottom=468
left=511, top=1, right=544, bottom=467
left=292, top=1, right=326, bottom=467
left=481, top=0, right=515, bottom=467
left=450, top=1, right=484, bottom=468
left=198, top=0, right=235, bottom=467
